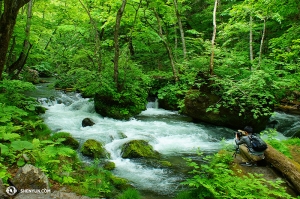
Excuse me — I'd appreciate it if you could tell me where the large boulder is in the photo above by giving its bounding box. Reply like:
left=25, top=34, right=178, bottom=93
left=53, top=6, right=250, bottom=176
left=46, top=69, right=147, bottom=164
left=121, top=140, right=160, bottom=159
left=94, top=92, right=146, bottom=120
left=11, top=164, right=50, bottom=191
left=184, top=73, right=272, bottom=133
left=81, top=139, right=110, bottom=158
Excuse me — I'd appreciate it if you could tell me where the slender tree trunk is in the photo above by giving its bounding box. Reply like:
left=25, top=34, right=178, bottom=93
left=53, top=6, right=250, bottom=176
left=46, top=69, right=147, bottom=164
left=210, top=0, right=218, bottom=76
left=173, top=0, right=187, bottom=60
left=7, top=0, right=33, bottom=78
left=44, top=28, right=57, bottom=50
left=258, top=17, right=266, bottom=69
left=78, top=0, right=102, bottom=71
left=0, top=0, right=3, bottom=16
left=154, top=9, right=178, bottom=82
left=249, top=14, right=253, bottom=71
left=113, top=0, right=127, bottom=90
left=128, top=0, right=142, bottom=57
left=0, top=0, right=31, bottom=80
left=174, top=25, right=178, bottom=60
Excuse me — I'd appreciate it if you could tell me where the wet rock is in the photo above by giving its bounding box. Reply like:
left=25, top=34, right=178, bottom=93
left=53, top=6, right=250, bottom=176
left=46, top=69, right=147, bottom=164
left=121, top=140, right=160, bottom=159
left=103, top=161, right=116, bottom=170
left=51, top=132, right=79, bottom=149
left=0, top=179, right=9, bottom=199
left=118, top=131, right=127, bottom=139
left=11, top=164, right=49, bottom=191
left=82, top=118, right=95, bottom=127
left=109, top=175, right=132, bottom=190
left=81, top=139, right=110, bottom=158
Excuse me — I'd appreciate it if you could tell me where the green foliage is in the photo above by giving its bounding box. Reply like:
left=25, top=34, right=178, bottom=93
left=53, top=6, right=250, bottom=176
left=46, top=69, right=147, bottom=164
left=263, top=129, right=300, bottom=159
left=0, top=163, right=11, bottom=185
left=0, top=80, right=39, bottom=112
left=50, top=132, right=79, bottom=150
left=180, top=150, right=295, bottom=199
left=70, top=159, right=113, bottom=197
left=31, top=61, right=53, bottom=77
left=117, top=188, right=141, bottom=199
left=206, top=70, right=278, bottom=119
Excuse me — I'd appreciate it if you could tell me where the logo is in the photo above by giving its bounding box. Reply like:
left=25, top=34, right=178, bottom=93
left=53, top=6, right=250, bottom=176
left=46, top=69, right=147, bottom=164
left=6, top=186, right=17, bottom=196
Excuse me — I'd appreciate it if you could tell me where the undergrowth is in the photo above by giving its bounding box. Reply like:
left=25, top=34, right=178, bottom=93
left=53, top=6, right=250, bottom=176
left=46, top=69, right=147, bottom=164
left=177, top=150, right=296, bottom=199
left=0, top=79, right=135, bottom=198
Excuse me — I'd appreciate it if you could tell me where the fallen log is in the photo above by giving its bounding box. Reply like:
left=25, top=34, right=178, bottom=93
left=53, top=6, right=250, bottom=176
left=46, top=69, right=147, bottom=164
left=264, top=144, right=300, bottom=194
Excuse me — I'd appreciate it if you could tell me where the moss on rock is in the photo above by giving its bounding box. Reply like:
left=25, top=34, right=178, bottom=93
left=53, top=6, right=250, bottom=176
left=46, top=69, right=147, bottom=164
left=103, top=161, right=116, bottom=170
left=81, top=139, right=110, bottom=158
left=51, top=132, right=79, bottom=149
left=121, top=140, right=160, bottom=159
left=110, top=175, right=132, bottom=190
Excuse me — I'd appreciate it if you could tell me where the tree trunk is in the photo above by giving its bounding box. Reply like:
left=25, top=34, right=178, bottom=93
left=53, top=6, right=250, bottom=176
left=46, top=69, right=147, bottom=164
left=113, top=0, right=127, bottom=90
left=0, top=0, right=3, bottom=16
left=249, top=14, right=253, bottom=70
left=258, top=17, right=266, bottom=69
left=154, top=9, right=178, bottom=82
left=173, top=0, right=187, bottom=60
left=7, top=0, right=33, bottom=79
left=44, top=28, right=57, bottom=50
left=127, top=0, right=142, bottom=57
left=209, top=0, right=218, bottom=76
left=0, top=0, right=31, bottom=80
left=6, top=36, right=16, bottom=68
left=264, top=144, right=300, bottom=194
left=78, top=0, right=102, bottom=71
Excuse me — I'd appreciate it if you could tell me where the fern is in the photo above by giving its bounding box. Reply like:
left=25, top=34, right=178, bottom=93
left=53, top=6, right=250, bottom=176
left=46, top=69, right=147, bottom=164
left=180, top=150, right=296, bottom=199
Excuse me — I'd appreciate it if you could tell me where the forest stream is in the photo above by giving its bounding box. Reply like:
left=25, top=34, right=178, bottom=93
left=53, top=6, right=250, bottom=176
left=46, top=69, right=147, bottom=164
left=30, top=80, right=300, bottom=198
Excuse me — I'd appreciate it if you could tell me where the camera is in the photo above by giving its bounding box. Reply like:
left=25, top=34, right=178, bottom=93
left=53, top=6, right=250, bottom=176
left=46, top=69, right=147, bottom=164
left=235, top=131, right=243, bottom=139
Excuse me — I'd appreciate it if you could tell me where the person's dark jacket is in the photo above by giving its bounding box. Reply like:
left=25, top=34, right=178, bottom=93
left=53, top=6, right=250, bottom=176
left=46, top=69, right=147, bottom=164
left=235, top=135, right=264, bottom=156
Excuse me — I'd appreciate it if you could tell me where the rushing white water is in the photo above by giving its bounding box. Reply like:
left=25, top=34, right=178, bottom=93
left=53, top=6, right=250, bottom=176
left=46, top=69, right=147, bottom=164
left=40, top=92, right=299, bottom=197
left=40, top=92, right=232, bottom=197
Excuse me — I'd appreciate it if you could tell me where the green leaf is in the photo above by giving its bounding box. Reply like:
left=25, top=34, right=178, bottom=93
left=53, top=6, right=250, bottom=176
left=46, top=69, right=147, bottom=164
left=11, top=141, right=34, bottom=151
left=17, top=158, right=25, bottom=167
left=0, top=144, right=9, bottom=155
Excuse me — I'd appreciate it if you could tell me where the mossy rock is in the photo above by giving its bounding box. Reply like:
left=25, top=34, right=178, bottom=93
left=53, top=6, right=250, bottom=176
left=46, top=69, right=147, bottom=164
left=35, top=106, right=47, bottom=114
left=81, top=139, right=110, bottom=158
left=110, top=175, right=132, bottom=190
left=121, top=140, right=160, bottom=159
left=158, top=160, right=172, bottom=167
left=51, top=132, right=79, bottom=149
left=103, top=161, right=116, bottom=170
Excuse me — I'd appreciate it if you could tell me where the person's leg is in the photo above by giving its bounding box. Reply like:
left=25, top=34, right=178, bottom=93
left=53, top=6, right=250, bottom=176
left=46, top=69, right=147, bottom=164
left=238, top=145, right=252, bottom=163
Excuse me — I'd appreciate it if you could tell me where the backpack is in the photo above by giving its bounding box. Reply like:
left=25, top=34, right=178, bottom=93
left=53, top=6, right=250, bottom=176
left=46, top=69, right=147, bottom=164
left=249, top=135, right=268, bottom=152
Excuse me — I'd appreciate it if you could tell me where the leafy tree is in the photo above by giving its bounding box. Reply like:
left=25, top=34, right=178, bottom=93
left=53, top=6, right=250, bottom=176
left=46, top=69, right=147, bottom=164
left=0, top=0, right=31, bottom=80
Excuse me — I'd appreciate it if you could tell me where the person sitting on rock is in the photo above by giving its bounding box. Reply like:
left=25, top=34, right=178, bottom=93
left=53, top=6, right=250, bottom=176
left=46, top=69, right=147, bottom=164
left=235, top=126, right=265, bottom=167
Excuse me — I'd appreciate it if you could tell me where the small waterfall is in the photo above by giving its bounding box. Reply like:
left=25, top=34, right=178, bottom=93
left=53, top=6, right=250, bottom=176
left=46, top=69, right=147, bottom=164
left=146, top=98, right=159, bottom=109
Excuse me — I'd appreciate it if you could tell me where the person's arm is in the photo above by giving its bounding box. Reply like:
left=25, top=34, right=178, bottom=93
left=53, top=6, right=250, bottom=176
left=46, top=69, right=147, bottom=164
left=235, top=135, right=245, bottom=145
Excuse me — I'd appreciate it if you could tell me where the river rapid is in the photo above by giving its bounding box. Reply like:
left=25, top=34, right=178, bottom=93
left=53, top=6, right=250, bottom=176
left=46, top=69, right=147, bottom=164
left=32, top=81, right=300, bottom=198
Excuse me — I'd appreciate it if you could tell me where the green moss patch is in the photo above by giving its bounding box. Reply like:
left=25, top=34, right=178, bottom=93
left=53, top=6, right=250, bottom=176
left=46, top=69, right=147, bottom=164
left=121, top=140, right=160, bottom=159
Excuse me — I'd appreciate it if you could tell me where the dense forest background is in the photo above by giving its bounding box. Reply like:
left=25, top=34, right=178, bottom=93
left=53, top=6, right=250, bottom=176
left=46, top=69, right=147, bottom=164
left=1, top=0, right=300, bottom=198
left=1, top=0, right=299, bottom=117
